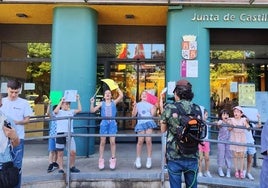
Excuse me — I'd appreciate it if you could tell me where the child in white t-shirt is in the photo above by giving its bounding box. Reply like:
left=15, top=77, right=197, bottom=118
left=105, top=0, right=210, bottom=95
left=54, top=95, right=82, bottom=174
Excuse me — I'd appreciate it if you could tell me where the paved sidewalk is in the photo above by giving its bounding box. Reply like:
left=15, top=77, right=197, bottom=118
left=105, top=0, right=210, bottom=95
left=21, top=139, right=261, bottom=188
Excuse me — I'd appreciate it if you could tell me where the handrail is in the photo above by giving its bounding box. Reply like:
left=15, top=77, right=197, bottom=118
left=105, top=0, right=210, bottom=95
left=25, top=115, right=262, bottom=188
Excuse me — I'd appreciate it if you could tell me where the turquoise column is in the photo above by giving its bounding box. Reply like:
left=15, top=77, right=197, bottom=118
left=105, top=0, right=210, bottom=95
left=166, top=6, right=268, bottom=113
left=51, top=7, right=98, bottom=156
left=166, top=7, right=210, bottom=112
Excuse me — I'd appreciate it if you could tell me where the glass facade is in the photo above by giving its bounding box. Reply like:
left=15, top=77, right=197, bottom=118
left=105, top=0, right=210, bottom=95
left=96, top=43, right=166, bottom=130
left=0, top=42, right=165, bottom=130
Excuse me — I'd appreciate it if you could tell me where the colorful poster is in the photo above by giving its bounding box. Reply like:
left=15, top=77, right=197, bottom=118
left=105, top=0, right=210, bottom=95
left=238, top=83, right=255, bottom=106
left=50, top=91, right=63, bottom=105
left=181, top=35, right=197, bottom=60
left=181, top=60, right=187, bottom=77
left=101, top=79, right=119, bottom=91
left=146, top=92, right=158, bottom=105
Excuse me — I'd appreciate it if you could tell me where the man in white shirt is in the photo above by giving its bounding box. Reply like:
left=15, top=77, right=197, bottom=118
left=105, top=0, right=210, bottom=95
left=0, top=80, right=32, bottom=188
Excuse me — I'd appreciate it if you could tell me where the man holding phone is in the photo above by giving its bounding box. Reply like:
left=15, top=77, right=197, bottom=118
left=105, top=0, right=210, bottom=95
left=4, top=120, right=12, bottom=129
left=0, top=80, right=32, bottom=188
left=0, top=94, right=20, bottom=146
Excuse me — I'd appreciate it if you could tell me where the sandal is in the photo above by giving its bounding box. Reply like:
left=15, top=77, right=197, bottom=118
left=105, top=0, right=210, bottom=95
left=235, top=170, right=240, bottom=179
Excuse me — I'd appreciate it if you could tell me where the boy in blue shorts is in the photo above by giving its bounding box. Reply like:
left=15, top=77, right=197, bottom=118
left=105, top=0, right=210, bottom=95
left=46, top=103, right=59, bottom=172
left=54, top=95, right=82, bottom=173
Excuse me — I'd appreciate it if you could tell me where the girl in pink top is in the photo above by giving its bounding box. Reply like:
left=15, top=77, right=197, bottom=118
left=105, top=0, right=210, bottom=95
left=228, top=106, right=249, bottom=179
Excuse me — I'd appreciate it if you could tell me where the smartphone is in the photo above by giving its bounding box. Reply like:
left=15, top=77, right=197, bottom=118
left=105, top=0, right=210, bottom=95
left=4, top=120, right=12, bottom=129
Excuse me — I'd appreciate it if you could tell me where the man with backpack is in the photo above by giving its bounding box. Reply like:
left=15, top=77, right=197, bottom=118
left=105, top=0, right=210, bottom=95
left=160, top=79, right=204, bottom=188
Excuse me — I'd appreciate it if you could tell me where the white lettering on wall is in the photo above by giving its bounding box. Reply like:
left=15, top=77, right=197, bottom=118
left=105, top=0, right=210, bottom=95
left=240, top=14, right=268, bottom=22
left=191, top=13, right=268, bottom=22
left=191, top=13, right=219, bottom=21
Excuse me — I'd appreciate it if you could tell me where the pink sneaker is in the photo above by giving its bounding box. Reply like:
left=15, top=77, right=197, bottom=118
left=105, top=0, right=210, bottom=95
left=109, top=158, right=116, bottom=170
left=235, top=170, right=239, bottom=179
left=98, top=158, right=105, bottom=170
left=239, top=170, right=245, bottom=179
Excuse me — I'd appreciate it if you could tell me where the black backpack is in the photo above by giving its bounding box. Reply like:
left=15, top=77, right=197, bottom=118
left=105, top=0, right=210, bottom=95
left=0, top=145, right=19, bottom=188
left=174, top=102, right=207, bottom=155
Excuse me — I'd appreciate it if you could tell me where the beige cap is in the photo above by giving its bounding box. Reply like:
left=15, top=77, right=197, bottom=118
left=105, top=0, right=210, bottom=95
left=233, top=106, right=243, bottom=113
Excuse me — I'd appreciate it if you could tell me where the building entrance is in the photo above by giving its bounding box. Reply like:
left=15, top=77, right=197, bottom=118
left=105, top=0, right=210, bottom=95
left=97, top=59, right=165, bottom=131
left=210, top=29, right=268, bottom=116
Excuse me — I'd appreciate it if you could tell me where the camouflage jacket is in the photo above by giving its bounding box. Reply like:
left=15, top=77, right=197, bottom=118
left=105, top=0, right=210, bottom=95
left=160, top=100, right=201, bottom=160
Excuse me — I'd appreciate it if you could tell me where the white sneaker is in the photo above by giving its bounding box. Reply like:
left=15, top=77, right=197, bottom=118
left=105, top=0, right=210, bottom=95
left=226, top=169, right=231, bottom=178
left=218, top=167, right=225, bottom=177
left=135, top=157, right=142, bottom=169
left=198, top=172, right=203, bottom=177
left=204, top=171, right=212, bottom=178
left=109, top=158, right=116, bottom=170
left=146, top=157, right=152, bottom=169
left=247, top=173, right=254, bottom=180
left=243, top=170, right=246, bottom=178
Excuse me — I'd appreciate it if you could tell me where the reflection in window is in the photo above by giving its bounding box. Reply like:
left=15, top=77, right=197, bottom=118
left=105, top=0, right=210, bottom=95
left=98, top=43, right=165, bottom=59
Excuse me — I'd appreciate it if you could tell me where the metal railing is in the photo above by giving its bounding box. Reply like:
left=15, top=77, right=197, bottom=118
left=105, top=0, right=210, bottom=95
left=25, top=114, right=263, bottom=188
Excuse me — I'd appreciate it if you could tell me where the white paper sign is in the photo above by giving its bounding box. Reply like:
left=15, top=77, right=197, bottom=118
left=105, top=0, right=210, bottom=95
left=186, top=60, right=198, bottom=77
left=24, top=83, right=35, bottom=90
left=0, top=83, right=7, bottom=93
left=241, top=107, right=259, bottom=122
left=64, top=90, right=77, bottom=102
left=167, top=81, right=175, bottom=95
left=230, top=82, right=238, bottom=93
left=255, top=92, right=268, bottom=122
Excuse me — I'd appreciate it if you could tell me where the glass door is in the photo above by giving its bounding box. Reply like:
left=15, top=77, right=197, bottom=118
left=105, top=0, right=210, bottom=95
left=96, top=59, right=165, bottom=130
left=110, top=60, right=165, bottom=130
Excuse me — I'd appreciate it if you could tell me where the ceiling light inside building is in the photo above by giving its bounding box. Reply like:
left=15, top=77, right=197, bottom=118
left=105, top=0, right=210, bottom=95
left=125, top=14, right=135, bottom=19
left=16, top=13, right=28, bottom=18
